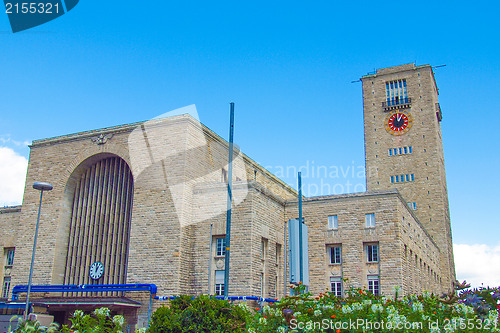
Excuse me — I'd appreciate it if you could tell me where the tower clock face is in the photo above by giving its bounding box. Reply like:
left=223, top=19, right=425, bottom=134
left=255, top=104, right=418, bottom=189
left=89, top=261, right=104, bottom=280
left=385, top=110, right=412, bottom=135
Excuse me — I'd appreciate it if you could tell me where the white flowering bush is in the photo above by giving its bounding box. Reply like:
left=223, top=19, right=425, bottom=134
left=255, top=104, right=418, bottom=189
left=59, top=307, right=125, bottom=333
left=247, top=283, right=500, bottom=332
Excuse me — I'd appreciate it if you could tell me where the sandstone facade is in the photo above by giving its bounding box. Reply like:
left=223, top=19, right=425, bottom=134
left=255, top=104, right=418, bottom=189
left=0, top=64, right=455, bottom=329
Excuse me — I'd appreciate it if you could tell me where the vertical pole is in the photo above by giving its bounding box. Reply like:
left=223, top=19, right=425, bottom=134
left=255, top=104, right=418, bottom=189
left=24, top=189, right=44, bottom=321
left=147, top=293, right=152, bottom=329
left=208, top=223, right=213, bottom=294
left=283, top=219, right=287, bottom=298
left=223, top=102, right=235, bottom=299
left=298, top=172, right=303, bottom=285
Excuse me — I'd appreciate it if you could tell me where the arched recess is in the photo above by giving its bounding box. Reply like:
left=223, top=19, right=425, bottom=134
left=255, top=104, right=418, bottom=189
left=58, top=154, right=134, bottom=294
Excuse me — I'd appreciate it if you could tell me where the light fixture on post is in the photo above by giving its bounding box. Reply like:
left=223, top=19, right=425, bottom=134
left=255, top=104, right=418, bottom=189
left=24, top=181, right=53, bottom=321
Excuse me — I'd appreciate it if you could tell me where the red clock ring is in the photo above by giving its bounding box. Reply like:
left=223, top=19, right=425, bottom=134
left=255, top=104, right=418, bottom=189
left=385, top=110, right=412, bottom=135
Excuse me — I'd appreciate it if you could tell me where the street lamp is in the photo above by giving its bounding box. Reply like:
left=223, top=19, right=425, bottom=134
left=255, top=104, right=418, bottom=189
left=24, top=181, right=53, bottom=321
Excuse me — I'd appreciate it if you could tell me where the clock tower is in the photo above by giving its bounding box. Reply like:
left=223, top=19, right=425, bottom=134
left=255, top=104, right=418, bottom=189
left=361, top=63, right=455, bottom=290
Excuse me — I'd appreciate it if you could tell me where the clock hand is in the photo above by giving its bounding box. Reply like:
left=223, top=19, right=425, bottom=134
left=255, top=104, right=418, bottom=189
left=397, top=114, right=402, bottom=122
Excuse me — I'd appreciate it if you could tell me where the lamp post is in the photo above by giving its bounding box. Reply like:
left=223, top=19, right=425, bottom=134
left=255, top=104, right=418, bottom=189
left=24, top=182, right=53, bottom=321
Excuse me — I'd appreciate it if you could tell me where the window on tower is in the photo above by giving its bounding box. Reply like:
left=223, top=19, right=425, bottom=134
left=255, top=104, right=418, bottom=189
left=390, top=174, right=415, bottom=184
left=385, top=79, right=409, bottom=107
left=407, top=202, right=417, bottom=210
left=388, top=146, right=413, bottom=156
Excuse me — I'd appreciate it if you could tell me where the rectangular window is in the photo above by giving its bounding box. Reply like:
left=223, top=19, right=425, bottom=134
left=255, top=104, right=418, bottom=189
left=386, top=79, right=408, bottom=106
left=365, top=213, right=375, bottom=228
left=391, top=174, right=415, bottom=183
left=276, top=244, right=281, bottom=265
left=327, top=215, right=338, bottom=230
left=216, top=238, right=226, bottom=257
left=215, top=270, right=225, bottom=295
left=412, top=202, right=417, bottom=210
left=261, top=238, right=268, bottom=260
left=367, top=244, right=379, bottom=262
left=389, top=146, right=413, bottom=156
left=330, top=277, right=342, bottom=297
left=2, top=277, right=11, bottom=299
left=5, top=248, right=14, bottom=266
left=368, top=275, right=380, bottom=295
left=329, top=246, right=342, bottom=264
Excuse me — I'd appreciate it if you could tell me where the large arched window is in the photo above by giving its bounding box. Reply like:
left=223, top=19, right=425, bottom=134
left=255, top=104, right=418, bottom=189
left=63, top=156, right=133, bottom=293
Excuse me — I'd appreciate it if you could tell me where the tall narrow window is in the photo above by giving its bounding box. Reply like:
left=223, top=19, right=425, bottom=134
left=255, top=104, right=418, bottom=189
left=329, top=246, right=342, bottom=264
left=368, top=275, right=380, bottom=295
left=215, top=270, right=225, bottom=295
left=328, top=215, right=338, bottom=230
left=261, top=238, right=268, bottom=260
left=367, top=244, right=379, bottom=262
left=5, top=249, right=14, bottom=266
left=276, top=244, right=281, bottom=265
left=2, top=277, right=11, bottom=298
left=365, top=213, right=375, bottom=228
left=2, top=248, right=14, bottom=299
left=330, top=277, right=342, bottom=297
left=216, top=237, right=226, bottom=257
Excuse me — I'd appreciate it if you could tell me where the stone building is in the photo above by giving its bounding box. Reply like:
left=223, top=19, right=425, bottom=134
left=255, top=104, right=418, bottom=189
left=0, top=64, right=455, bottom=329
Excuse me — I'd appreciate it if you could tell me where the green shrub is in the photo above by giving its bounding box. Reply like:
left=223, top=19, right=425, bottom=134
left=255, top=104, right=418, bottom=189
left=59, top=307, right=125, bottom=333
left=146, top=295, right=249, bottom=333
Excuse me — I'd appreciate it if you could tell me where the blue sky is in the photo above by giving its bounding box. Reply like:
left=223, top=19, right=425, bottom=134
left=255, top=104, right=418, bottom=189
left=1, top=1, right=499, bottom=287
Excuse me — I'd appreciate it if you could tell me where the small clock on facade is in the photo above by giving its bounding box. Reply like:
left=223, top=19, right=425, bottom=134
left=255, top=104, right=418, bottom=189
left=89, top=261, right=104, bottom=280
left=385, top=110, right=412, bottom=135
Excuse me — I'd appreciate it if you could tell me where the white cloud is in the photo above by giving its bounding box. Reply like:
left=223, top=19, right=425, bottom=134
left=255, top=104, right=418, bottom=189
left=0, top=146, right=28, bottom=206
left=0, top=134, right=30, bottom=147
left=454, top=243, right=500, bottom=288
